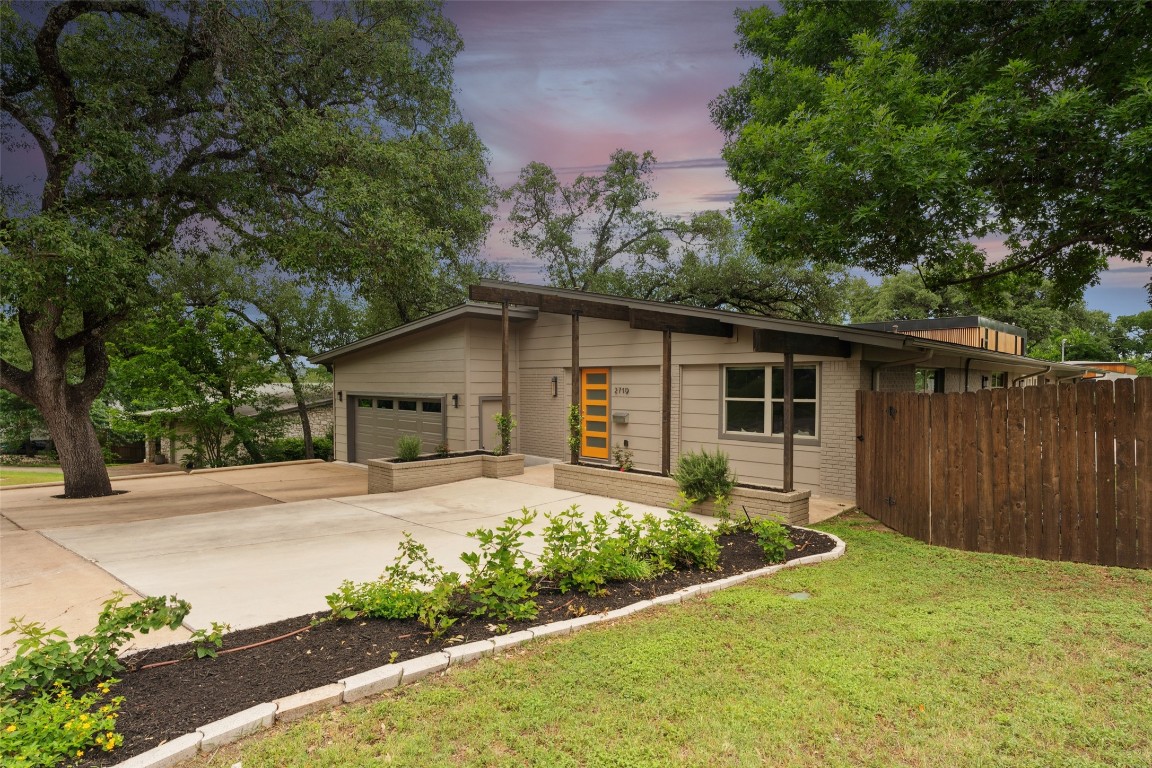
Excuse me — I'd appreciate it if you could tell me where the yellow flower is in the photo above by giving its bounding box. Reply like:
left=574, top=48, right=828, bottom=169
left=106, top=732, right=116, bottom=740
left=5, top=725, right=16, bottom=732
left=64, top=722, right=72, bottom=730
left=76, top=751, right=84, bottom=758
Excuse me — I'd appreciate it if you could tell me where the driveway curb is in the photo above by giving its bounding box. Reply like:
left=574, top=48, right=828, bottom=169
left=110, top=529, right=846, bottom=768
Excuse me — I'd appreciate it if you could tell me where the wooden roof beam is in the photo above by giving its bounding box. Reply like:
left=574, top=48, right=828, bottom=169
left=629, top=308, right=733, bottom=338
left=753, top=329, right=851, bottom=358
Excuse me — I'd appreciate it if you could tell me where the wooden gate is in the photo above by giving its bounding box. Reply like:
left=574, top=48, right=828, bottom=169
left=856, top=379, right=1151, bottom=569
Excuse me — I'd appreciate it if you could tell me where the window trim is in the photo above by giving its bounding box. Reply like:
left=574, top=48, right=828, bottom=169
left=718, top=364, right=821, bottom=445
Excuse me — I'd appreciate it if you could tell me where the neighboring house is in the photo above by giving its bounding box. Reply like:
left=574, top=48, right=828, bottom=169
left=309, top=281, right=1087, bottom=505
left=141, top=383, right=333, bottom=466
left=1065, top=361, right=1140, bottom=380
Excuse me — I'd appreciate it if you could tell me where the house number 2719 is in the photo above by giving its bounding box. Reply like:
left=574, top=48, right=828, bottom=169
left=614, top=386, right=629, bottom=395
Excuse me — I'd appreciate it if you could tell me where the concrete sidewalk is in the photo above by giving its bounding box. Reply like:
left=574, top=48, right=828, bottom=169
left=38, top=478, right=684, bottom=633
left=1, top=460, right=848, bottom=660
left=1, top=461, right=368, bottom=658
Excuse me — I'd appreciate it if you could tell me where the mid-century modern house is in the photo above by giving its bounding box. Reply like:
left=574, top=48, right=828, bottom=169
left=310, top=280, right=1088, bottom=505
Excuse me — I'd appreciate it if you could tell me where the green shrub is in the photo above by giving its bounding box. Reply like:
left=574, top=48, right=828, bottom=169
left=460, top=510, right=538, bottom=621
left=540, top=504, right=651, bottom=595
left=325, top=534, right=452, bottom=621
left=567, top=404, right=581, bottom=458
left=611, top=443, right=634, bottom=472
left=1, top=593, right=190, bottom=695
left=640, top=510, right=721, bottom=572
left=493, top=412, right=516, bottom=456
left=750, top=518, right=791, bottom=563
left=394, top=434, right=422, bottom=461
left=418, top=573, right=463, bottom=640
left=673, top=448, right=736, bottom=501
left=0, top=680, right=124, bottom=767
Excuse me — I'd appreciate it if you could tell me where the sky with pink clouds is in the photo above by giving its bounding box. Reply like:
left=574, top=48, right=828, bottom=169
left=443, top=0, right=1150, bottom=317
left=2, top=1, right=1147, bottom=316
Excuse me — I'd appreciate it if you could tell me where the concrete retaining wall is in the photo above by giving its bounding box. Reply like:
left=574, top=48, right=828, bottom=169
left=368, top=454, right=524, bottom=492
left=553, top=463, right=809, bottom=524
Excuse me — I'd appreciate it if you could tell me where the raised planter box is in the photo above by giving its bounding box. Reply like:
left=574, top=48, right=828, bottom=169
left=368, top=453, right=525, bottom=493
left=553, top=462, right=809, bottom=525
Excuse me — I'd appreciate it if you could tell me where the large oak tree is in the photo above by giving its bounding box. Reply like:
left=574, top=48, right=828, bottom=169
left=0, top=1, right=493, bottom=496
left=713, top=0, right=1151, bottom=303
left=502, top=148, right=851, bottom=321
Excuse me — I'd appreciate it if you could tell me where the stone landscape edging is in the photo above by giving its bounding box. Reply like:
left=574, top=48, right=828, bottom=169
left=110, top=529, right=846, bottom=768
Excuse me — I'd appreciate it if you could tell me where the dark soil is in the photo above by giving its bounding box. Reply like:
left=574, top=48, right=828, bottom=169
left=82, top=526, right=835, bottom=766
left=388, top=450, right=493, bottom=463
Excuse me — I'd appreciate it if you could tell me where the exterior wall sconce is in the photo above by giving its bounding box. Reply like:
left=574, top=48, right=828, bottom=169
left=551, top=376, right=558, bottom=397
left=452, top=393, right=459, bottom=408
left=337, top=391, right=343, bottom=402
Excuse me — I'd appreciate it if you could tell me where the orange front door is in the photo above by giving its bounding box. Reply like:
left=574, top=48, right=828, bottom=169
left=581, top=368, right=610, bottom=459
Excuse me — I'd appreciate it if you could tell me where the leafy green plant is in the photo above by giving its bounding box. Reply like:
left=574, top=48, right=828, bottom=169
left=640, top=510, right=721, bottom=572
left=540, top=504, right=651, bottom=595
left=673, top=448, right=736, bottom=501
left=492, top=412, right=517, bottom=456
left=325, top=534, right=453, bottom=621
left=567, top=404, right=581, bottom=458
left=460, top=510, right=538, bottom=621
left=418, top=573, right=463, bottom=641
left=0, top=680, right=124, bottom=767
left=188, top=622, right=231, bottom=660
left=394, top=434, right=422, bottom=461
left=611, top=443, right=634, bottom=472
left=0, top=593, right=190, bottom=695
left=434, top=441, right=450, bottom=458
left=750, top=518, right=792, bottom=564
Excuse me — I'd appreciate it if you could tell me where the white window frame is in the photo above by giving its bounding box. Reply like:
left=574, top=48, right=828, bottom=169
left=721, top=364, right=820, bottom=441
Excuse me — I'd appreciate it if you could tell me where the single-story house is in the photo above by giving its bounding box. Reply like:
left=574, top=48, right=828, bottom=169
left=310, top=280, right=1088, bottom=505
left=140, top=383, right=333, bottom=466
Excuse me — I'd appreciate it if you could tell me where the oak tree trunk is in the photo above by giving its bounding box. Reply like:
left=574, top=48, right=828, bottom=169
left=1, top=307, right=115, bottom=497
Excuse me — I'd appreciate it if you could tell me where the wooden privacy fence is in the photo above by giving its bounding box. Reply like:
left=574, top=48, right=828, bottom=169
left=856, top=379, right=1151, bottom=569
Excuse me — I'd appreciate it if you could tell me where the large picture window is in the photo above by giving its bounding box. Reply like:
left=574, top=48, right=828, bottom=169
left=723, top=365, right=818, bottom=438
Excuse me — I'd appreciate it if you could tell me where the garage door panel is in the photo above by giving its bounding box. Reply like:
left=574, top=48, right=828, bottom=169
left=352, top=395, right=444, bottom=461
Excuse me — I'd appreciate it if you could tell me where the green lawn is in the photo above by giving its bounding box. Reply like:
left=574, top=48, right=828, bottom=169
left=190, top=513, right=1152, bottom=768
left=0, top=467, right=64, bottom=486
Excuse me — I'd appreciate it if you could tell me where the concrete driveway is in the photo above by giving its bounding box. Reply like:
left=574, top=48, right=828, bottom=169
left=0, top=461, right=690, bottom=657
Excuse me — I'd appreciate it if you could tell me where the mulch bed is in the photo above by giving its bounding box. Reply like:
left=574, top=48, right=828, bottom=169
left=82, top=525, right=836, bottom=766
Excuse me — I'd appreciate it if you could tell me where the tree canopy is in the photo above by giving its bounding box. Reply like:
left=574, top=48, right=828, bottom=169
left=713, top=0, right=1152, bottom=303
left=502, top=148, right=852, bottom=321
left=0, top=0, right=493, bottom=495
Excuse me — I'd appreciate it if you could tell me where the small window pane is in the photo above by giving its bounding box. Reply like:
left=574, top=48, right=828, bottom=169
left=422, top=401, right=442, bottom=413
left=358, top=398, right=372, bottom=408
left=586, top=436, right=607, bottom=448
left=585, top=372, right=607, bottom=385
left=586, top=389, right=607, bottom=401
left=771, top=366, right=816, bottom=398
left=771, top=403, right=817, bottom=436
left=726, top=401, right=764, bottom=433
left=794, top=368, right=817, bottom=399
left=586, top=420, right=607, bottom=432
left=586, top=404, right=607, bottom=416
left=377, top=399, right=393, bottom=409
left=398, top=400, right=417, bottom=411
left=726, top=367, right=765, bottom=399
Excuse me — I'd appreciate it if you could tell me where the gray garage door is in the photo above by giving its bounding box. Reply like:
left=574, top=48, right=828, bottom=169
left=352, top=396, right=445, bottom=462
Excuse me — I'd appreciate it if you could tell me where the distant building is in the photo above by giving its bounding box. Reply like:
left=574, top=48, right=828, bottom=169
left=1065, top=361, right=1140, bottom=380
left=849, top=316, right=1027, bottom=355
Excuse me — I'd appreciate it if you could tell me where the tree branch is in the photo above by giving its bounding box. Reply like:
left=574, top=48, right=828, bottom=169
left=929, top=235, right=1097, bottom=289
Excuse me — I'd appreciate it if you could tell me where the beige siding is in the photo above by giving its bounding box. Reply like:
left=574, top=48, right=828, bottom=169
left=679, top=364, right=821, bottom=490
left=332, top=323, right=466, bottom=462
left=464, top=318, right=519, bottom=454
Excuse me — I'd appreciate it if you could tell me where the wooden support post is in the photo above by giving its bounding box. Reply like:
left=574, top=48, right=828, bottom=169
left=662, top=329, right=672, bottom=476
left=570, top=310, right=580, bottom=464
left=783, top=351, right=794, bottom=492
left=501, top=300, right=510, bottom=453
